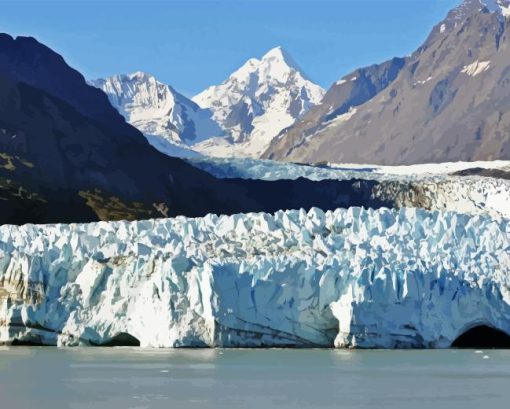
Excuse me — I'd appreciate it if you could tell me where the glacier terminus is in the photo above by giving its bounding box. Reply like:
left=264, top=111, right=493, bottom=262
left=1, top=206, right=510, bottom=349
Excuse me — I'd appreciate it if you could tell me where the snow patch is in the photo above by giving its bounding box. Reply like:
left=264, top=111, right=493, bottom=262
left=413, top=76, right=433, bottom=86
left=500, top=3, right=510, bottom=17
left=361, top=160, right=509, bottom=176
left=482, top=0, right=510, bottom=18
left=323, top=107, right=357, bottom=128
left=461, top=60, right=491, bottom=77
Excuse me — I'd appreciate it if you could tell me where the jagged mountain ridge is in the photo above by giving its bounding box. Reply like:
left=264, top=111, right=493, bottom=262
left=91, top=72, right=221, bottom=158
left=93, top=47, right=324, bottom=159
left=264, top=0, right=510, bottom=165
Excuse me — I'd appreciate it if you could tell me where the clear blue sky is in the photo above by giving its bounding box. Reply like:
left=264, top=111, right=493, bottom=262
left=1, top=0, right=461, bottom=96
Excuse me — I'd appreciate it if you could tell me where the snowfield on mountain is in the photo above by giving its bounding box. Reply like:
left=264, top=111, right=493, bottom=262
left=93, top=48, right=324, bottom=159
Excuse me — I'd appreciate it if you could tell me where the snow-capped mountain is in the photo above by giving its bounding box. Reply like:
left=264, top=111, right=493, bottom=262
left=92, top=50, right=324, bottom=160
left=192, top=47, right=325, bottom=158
left=264, top=0, right=510, bottom=165
left=91, top=72, right=222, bottom=157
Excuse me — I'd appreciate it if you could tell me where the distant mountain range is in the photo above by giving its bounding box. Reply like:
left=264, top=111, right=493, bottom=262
left=93, top=47, right=324, bottom=159
left=92, top=0, right=510, bottom=165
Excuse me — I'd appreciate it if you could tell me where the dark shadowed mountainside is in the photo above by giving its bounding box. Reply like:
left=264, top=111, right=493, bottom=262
left=0, top=34, right=392, bottom=224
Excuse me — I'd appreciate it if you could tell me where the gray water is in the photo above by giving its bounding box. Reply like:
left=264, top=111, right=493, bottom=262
left=1, top=348, right=509, bottom=409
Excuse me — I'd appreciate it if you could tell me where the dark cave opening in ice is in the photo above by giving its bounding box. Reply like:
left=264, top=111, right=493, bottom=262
left=451, top=325, right=510, bottom=349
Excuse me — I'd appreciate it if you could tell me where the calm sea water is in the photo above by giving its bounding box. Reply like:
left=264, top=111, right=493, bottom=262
left=1, top=348, right=509, bottom=409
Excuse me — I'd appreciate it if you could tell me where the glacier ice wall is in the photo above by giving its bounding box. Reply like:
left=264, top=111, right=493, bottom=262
left=1, top=207, right=510, bottom=348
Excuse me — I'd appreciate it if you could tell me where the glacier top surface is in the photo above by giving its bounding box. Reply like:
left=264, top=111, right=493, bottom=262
left=186, top=156, right=510, bottom=182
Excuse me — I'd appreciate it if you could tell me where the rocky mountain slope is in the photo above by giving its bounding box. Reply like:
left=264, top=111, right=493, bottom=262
left=192, top=47, right=325, bottom=158
left=91, top=72, right=221, bottom=157
left=263, top=57, right=406, bottom=161
left=1, top=207, right=509, bottom=348
left=264, top=0, right=510, bottom=165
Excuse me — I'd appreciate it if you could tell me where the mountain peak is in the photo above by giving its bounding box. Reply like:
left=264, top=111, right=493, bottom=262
left=451, top=0, right=510, bottom=20
left=128, top=70, right=152, bottom=80
left=92, top=71, right=222, bottom=152
left=226, top=47, right=302, bottom=84
left=261, top=46, right=302, bottom=71
left=429, top=0, right=509, bottom=40
left=192, top=46, right=324, bottom=158
left=111, top=71, right=161, bottom=85
left=261, top=46, right=287, bottom=61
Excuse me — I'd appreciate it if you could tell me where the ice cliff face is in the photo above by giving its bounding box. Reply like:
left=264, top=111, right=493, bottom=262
left=1, top=207, right=509, bottom=348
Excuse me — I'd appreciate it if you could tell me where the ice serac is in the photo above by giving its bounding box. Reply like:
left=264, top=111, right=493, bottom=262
left=192, top=47, right=325, bottom=158
left=1, top=207, right=509, bottom=348
left=91, top=72, right=222, bottom=158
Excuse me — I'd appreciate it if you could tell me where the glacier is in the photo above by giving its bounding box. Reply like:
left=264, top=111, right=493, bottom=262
left=1, top=206, right=510, bottom=348
left=186, top=156, right=510, bottom=182
left=187, top=157, right=510, bottom=219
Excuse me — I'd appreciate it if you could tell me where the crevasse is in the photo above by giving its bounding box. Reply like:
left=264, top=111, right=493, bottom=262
left=0, top=206, right=509, bottom=348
